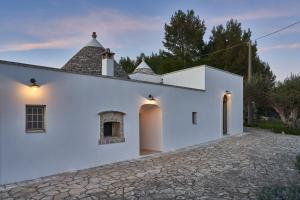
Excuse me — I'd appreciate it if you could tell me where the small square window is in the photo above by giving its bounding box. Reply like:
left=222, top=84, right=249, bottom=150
left=103, top=122, right=121, bottom=137
left=26, top=105, right=46, bottom=132
left=192, top=112, right=197, bottom=125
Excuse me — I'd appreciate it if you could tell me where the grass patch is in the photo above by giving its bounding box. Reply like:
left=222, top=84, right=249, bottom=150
left=296, top=154, right=300, bottom=170
left=252, top=119, right=300, bottom=135
left=257, top=185, right=300, bottom=200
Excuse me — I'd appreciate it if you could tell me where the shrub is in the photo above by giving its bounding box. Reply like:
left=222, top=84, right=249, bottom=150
left=253, top=119, right=300, bottom=135
left=257, top=185, right=300, bottom=200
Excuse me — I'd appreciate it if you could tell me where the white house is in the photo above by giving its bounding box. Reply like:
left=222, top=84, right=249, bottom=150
left=0, top=32, right=243, bottom=185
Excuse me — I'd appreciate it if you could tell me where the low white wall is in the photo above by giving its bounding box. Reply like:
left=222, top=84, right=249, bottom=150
left=0, top=63, right=243, bottom=184
left=162, top=66, right=205, bottom=90
left=129, top=73, right=162, bottom=83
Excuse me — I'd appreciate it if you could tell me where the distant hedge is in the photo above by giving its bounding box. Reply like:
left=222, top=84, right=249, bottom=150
left=257, top=185, right=300, bottom=200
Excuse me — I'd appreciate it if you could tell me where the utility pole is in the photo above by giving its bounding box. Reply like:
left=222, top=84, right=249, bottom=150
left=247, top=41, right=253, bottom=126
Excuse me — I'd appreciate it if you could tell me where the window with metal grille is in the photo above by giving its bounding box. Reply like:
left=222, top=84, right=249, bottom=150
left=26, top=105, right=46, bottom=132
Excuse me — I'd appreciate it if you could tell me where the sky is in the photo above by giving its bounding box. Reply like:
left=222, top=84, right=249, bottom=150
left=0, top=0, right=299, bottom=81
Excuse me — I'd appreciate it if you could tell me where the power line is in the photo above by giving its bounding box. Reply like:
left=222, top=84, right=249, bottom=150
left=199, top=42, right=247, bottom=58
left=199, top=20, right=300, bottom=58
left=255, top=20, right=300, bottom=40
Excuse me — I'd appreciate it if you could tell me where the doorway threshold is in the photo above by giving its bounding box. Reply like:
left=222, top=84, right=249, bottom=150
left=140, top=149, right=161, bottom=156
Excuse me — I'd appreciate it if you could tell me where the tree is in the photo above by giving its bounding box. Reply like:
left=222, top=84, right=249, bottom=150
left=271, top=74, right=300, bottom=129
left=244, top=73, right=275, bottom=121
left=207, top=19, right=266, bottom=76
left=206, top=19, right=276, bottom=80
left=163, top=10, right=206, bottom=67
left=119, top=56, right=136, bottom=74
left=244, top=73, right=274, bottom=107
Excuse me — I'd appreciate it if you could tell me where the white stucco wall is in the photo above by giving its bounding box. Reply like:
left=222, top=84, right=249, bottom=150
left=204, top=66, right=244, bottom=135
left=0, top=63, right=243, bottom=185
left=162, top=66, right=205, bottom=90
left=129, top=73, right=162, bottom=83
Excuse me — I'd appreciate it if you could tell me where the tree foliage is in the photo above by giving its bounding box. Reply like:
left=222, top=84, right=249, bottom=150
left=163, top=10, right=206, bottom=67
left=206, top=20, right=250, bottom=75
left=119, top=56, right=136, bottom=74
left=270, top=74, right=300, bottom=129
left=244, top=73, right=274, bottom=108
left=205, top=19, right=275, bottom=82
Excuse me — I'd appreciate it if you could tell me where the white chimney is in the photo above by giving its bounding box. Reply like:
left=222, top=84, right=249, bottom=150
left=101, top=48, right=115, bottom=76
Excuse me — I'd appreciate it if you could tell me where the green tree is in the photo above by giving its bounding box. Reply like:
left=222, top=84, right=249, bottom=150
left=244, top=74, right=274, bottom=107
left=207, top=19, right=257, bottom=76
left=163, top=10, right=206, bottom=67
left=244, top=73, right=275, bottom=121
left=119, top=56, right=136, bottom=74
left=206, top=19, right=275, bottom=80
left=271, top=74, right=300, bottom=129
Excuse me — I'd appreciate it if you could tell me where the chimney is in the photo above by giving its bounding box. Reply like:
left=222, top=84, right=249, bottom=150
left=101, top=48, right=115, bottom=76
left=92, top=32, right=97, bottom=39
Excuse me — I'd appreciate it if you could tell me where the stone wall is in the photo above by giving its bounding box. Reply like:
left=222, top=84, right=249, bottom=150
left=98, top=111, right=125, bottom=145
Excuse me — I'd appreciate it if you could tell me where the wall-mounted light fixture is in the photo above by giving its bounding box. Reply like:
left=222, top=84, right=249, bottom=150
left=29, top=78, right=40, bottom=90
left=225, top=90, right=232, bottom=96
left=148, top=94, right=155, bottom=101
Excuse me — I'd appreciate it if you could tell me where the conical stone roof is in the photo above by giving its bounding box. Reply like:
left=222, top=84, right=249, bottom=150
left=133, top=58, right=155, bottom=75
left=62, top=32, right=128, bottom=79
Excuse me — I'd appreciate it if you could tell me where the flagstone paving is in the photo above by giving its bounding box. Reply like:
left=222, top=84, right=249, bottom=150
left=1, top=128, right=300, bottom=200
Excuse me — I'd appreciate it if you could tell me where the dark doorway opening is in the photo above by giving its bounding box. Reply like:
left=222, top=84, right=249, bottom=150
left=223, top=95, right=228, bottom=135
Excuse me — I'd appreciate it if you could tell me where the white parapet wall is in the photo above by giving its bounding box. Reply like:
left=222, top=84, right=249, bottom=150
left=162, top=66, right=206, bottom=90
left=129, top=73, right=162, bottom=83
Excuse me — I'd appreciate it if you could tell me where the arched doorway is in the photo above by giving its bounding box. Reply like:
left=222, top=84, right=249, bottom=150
left=139, top=104, right=163, bottom=155
left=223, top=95, right=228, bottom=135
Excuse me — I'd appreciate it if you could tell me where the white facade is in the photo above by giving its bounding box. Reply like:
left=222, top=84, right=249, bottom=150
left=129, top=73, right=162, bottom=83
left=162, top=66, right=206, bottom=90
left=0, top=61, right=243, bottom=185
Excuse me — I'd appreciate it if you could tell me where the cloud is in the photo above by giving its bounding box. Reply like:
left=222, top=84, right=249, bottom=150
left=0, top=39, right=75, bottom=52
left=209, top=9, right=294, bottom=24
left=25, top=9, right=163, bottom=38
left=0, top=9, right=164, bottom=52
left=259, top=43, right=300, bottom=52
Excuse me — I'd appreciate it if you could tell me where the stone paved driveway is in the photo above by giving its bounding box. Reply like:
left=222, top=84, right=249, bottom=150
left=1, top=128, right=300, bottom=200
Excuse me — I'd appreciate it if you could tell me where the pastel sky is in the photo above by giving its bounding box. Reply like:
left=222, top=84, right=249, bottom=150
left=0, top=0, right=299, bottom=80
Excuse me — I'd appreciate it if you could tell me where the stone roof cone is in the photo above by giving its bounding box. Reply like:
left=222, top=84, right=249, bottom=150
left=85, top=32, right=104, bottom=48
left=62, top=32, right=128, bottom=78
left=133, top=58, right=155, bottom=75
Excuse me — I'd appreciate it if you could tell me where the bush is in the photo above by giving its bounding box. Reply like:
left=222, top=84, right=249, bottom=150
left=296, top=154, right=300, bottom=170
left=253, top=119, right=300, bottom=135
left=257, top=185, right=300, bottom=200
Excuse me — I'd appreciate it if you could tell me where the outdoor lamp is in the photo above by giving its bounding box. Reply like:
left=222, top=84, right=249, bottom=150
left=225, top=90, right=232, bottom=96
left=29, top=78, right=40, bottom=90
left=148, top=94, right=155, bottom=101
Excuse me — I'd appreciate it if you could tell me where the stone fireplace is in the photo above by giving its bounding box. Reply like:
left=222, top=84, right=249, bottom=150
left=98, top=111, right=125, bottom=144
